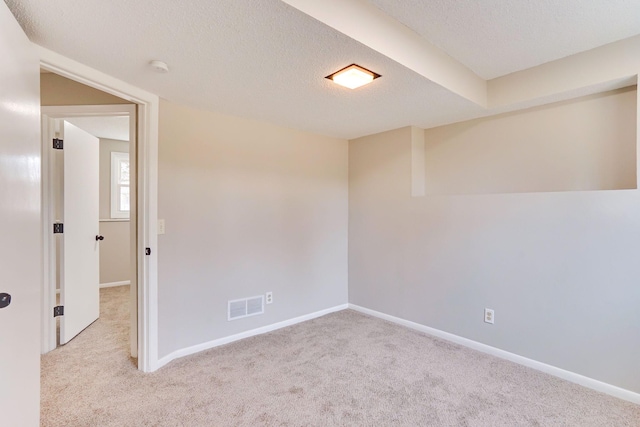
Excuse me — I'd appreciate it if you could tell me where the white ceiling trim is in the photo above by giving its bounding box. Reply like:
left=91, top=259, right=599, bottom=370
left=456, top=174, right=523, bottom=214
left=281, top=0, right=487, bottom=107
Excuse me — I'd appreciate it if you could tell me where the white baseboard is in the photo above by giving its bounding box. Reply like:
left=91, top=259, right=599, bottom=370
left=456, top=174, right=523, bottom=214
left=100, top=280, right=130, bottom=288
left=56, top=281, right=129, bottom=294
left=155, top=304, right=349, bottom=370
left=349, top=304, right=640, bottom=405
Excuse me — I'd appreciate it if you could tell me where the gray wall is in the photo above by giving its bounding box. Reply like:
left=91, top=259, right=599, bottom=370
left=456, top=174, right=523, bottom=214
left=424, top=88, right=637, bottom=195
left=99, top=138, right=130, bottom=284
left=348, top=89, right=640, bottom=393
left=157, top=100, right=349, bottom=358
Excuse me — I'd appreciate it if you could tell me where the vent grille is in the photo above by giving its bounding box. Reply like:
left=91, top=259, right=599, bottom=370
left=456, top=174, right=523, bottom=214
left=229, top=300, right=247, bottom=320
left=228, top=295, right=264, bottom=321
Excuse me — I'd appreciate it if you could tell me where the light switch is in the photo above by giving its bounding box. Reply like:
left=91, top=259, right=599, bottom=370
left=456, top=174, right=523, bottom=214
left=158, top=219, right=165, bottom=235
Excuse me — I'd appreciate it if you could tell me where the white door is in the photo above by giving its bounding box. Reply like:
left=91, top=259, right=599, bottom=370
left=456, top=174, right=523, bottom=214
left=0, top=2, right=42, bottom=426
left=59, top=121, right=101, bottom=344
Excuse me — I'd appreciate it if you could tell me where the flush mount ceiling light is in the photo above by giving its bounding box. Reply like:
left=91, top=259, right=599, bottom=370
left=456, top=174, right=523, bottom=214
left=326, top=64, right=380, bottom=89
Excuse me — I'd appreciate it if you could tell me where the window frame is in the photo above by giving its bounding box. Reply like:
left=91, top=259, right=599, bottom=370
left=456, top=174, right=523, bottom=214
left=110, top=151, right=130, bottom=219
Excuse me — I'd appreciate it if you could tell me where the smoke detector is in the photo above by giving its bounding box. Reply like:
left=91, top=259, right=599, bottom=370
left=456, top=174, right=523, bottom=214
left=149, top=60, right=169, bottom=73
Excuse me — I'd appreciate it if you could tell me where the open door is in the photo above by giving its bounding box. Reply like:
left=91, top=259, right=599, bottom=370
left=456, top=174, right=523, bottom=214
left=0, top=2, right=42, bottom=425
left=59, top=121, right=101, bottom=344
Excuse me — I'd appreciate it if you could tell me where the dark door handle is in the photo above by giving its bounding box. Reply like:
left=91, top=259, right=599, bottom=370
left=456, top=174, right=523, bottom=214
left=0, top=293, right=11, bottom=309
left=96, top=235, right=104, bottom=241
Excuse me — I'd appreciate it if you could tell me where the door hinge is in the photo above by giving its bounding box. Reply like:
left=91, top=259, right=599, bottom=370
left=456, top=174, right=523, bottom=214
left=145, top=247, right=151, bottom=256
left=52, top=138, right=63, bottom=150
left=53, top=306, right=64, bottom=317
left=53, top=223, right=64, bottom=234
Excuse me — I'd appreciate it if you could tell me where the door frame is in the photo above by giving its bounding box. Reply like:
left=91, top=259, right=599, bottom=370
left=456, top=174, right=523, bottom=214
left=42, top=105, right=136, bottom=352
left=39, top=46, right=159, bottom=372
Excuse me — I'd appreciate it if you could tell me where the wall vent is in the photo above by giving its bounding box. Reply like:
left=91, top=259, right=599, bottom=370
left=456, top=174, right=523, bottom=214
left=228, top=295, right=264, bottom=321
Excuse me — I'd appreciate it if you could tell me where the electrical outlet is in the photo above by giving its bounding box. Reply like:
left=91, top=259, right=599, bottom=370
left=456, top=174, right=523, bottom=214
left=158, top=219, right=165, bottom=235
left=484, top=308, right=495, bottom=324
left=265, top=292, right=273, bottom=304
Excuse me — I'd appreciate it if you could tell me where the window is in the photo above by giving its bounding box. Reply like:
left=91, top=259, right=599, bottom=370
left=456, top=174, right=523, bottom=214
left=110, top=151, right=130, bottom=219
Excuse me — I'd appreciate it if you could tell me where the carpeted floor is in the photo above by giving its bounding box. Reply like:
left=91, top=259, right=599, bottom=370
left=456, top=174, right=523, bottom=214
left=41, top=286, right=640, bottom=426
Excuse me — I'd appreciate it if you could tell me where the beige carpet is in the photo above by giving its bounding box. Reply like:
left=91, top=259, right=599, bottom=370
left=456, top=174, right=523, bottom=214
left=41, top=287, right=640, bottom=426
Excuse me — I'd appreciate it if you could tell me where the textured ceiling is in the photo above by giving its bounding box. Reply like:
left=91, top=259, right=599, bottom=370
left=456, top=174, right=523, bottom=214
left=369, top=0, right=640, bottom=79
left=5, top=0, right=640, bottom=138
left=65, top=116, right=130, bottom=141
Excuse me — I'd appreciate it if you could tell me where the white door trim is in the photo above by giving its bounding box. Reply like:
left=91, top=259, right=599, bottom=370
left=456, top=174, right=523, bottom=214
left=41, top=114, right=57, bottom=353
left=39, top=46, right=159, bottom=372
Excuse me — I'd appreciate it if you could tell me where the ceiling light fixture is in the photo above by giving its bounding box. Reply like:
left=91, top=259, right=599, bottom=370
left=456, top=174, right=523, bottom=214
left=326, top=64, right=380, bottom=89
left=149, top=60, right=169, bottom=73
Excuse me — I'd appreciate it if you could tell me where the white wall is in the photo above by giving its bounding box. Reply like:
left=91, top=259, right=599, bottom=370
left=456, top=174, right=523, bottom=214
left=348, top=89, right=640, bottom=394
left=98, top=138, right=130, bottom=284
left=157, top=100, right=348, bottom=358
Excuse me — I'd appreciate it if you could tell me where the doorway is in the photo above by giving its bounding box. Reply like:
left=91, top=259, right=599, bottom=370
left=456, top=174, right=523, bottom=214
left=39, top=49, right=160, bottom=372
left=41, top=105, right=139, bottom=359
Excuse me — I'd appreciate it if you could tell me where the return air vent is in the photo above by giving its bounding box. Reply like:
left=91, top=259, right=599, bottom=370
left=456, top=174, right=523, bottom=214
left=228, top=295, right=265, bottom=321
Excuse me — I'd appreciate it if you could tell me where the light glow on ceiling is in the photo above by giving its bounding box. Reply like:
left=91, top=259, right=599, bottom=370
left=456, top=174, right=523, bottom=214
left=326, top=64, right=380, bottom=89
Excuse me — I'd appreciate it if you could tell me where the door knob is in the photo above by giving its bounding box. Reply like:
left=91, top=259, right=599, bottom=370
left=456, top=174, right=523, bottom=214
left=0, top=293, right=11, bottom=309
left=96, top=235, right=104, bottom=241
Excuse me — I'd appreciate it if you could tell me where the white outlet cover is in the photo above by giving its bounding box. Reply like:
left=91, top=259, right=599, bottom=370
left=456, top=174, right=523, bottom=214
left=265, top=292, right=273, bottom=304
left=484, top=308, right=495, bottom=324
left=158, top=219, right=165, bottom=235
